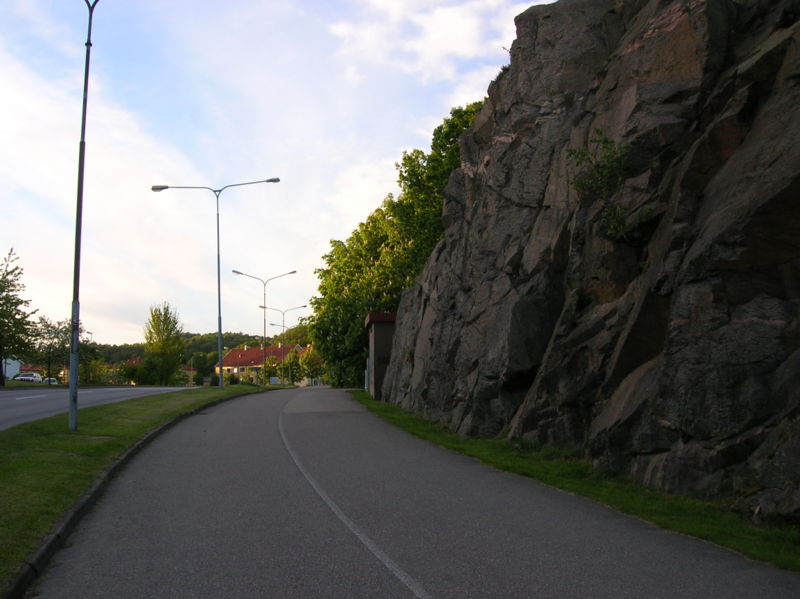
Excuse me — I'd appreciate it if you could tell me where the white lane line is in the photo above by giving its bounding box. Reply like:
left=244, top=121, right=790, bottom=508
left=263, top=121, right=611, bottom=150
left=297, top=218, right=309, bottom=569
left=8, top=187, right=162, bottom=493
left=16, top=395, right=46, bottom=401
left=278, top=411, right=432, bottom=599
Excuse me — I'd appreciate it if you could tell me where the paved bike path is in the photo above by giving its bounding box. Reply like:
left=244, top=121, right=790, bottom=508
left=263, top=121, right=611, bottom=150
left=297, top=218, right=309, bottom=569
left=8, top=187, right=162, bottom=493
left=29, top=387, right=800, bottom=598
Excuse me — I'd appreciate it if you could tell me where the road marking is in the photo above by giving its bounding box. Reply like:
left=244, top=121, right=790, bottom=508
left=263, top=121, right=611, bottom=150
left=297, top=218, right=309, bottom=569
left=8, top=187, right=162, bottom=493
left=278, top=411, right=432, bottom=599
left=16, top=395, right=46, bottom=401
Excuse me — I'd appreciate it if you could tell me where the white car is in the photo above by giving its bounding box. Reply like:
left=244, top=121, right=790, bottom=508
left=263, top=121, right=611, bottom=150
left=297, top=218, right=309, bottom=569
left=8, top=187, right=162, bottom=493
left=15, top=373, right=42, bottom=383
left=43, top=378, right=59, bottom=385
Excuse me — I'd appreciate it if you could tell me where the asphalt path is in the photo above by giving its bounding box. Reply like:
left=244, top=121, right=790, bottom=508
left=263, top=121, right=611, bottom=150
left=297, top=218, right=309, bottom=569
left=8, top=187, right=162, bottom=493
left=0, top=386, right=189, bottom=431
left=28, top=387, right=800, bottom=598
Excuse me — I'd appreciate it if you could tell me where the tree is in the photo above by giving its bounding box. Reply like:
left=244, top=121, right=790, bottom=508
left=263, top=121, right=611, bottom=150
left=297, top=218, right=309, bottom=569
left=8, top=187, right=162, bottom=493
left=182, top=331, right=260, bottom=357
left=299, top=345, right=324, bottom=383
left=143, top=302, right=185, bottom=385
left=264, top=356, right=279, bottom=382
left=32, top=317, right=70, bottom=382
left=0, top=249, right=37, bottom=385
left=285, top=348, right=302, bottom=384
left=309, top=102, right=483, bottom=387
left=271, top=322, right=311, bottom=347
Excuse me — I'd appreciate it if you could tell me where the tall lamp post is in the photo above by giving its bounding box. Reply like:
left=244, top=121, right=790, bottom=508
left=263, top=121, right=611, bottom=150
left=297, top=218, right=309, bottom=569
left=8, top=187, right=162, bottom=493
left=151, top=178, right=280, bottom=387
left=266, top=304, right=307, bottom=383
left=232, top=269, right=296, bottom=385
left=68, top=0, right=101, bottom=432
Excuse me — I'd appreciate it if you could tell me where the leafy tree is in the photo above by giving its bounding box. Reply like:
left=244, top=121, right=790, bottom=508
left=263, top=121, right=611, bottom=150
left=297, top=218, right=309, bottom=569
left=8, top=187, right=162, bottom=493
left=31, top=317, right=71, bottom=382
left=285, top=348, right=303, bottom=384
left=80, top=356, right=111, bottom=385
left=309, top=102, right=483, bottom=387
left=299, top=345, right=324, bottom=382
left=0, top=249, right=37, bottom=385
left=182, top=331, right=261, bottom=357
left=271, top=322, right=310, bottom=347
left=143, top=302, right=185, bottom=385
left=189, top=351, right=213, bottom=379
left=94, top=342, right=145, bottom=364
left=264, top=356, right=279, bottom=381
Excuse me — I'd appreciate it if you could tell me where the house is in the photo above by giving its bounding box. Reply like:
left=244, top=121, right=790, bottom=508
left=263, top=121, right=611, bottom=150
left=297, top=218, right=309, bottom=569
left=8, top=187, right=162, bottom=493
left=180, top=364, right=197, bottom=385
left=216, top=344, right=302, bottom=383
left=2, top=359, right=22, bottom=381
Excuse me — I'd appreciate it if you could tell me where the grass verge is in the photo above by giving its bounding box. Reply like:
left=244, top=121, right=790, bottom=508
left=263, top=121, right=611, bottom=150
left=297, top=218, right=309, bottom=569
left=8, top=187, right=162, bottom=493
left=350, top=390, right=800, bottom=572
left=0, top=385, right=269, bottom=592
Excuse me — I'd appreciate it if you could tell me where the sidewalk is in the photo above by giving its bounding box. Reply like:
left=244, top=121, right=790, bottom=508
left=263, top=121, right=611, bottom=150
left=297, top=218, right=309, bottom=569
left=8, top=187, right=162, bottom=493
left=28, top=387, right=800, bottom=598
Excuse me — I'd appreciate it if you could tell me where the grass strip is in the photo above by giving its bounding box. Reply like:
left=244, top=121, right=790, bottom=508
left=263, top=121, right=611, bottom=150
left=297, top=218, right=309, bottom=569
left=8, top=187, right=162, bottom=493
left=350, top=390, right=800, bottom=572
left=0, top=385, right=268, bottom=592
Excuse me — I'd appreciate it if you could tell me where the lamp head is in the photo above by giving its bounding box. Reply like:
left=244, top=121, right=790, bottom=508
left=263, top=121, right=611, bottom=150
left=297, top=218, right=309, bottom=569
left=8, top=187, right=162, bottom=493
left=232, top=270, right=243, bottom=275
left=151, top=185, right=169, bottom=192
left=266, top=177, right=280, bottom=183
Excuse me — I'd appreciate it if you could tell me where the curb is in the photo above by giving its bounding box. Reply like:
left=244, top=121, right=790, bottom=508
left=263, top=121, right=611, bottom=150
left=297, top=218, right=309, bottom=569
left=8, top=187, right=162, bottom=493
left=3, top=390, right=258, bottom=599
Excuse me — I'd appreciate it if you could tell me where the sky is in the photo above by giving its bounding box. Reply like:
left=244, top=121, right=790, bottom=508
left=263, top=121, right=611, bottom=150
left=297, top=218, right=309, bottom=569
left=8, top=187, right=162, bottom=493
left=1, top=0, right=546, bottom=346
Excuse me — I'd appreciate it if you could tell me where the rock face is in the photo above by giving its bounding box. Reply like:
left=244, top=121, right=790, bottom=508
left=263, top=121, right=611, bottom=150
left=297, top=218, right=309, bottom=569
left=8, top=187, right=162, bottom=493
left=382, top=0, right=800, bottom=516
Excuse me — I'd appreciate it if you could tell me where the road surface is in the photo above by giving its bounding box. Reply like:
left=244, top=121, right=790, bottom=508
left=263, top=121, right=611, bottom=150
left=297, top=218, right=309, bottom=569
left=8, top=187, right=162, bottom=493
left=28, top=387, right=800, bottom=598
left=0, top=386, right=189, bottom=431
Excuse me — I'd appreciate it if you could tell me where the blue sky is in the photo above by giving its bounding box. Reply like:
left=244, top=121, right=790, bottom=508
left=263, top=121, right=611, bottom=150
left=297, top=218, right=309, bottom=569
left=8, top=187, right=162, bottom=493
left=1, top=0, right=544, bottom=345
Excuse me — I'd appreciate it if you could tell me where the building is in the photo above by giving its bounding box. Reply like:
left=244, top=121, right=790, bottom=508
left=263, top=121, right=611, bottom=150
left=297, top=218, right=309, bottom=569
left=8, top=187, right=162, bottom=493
left=216, top=344, right=302, bottom=383
left=364, top=313, right=395, bottom=401
left=2, top=359, right=22, bottom=381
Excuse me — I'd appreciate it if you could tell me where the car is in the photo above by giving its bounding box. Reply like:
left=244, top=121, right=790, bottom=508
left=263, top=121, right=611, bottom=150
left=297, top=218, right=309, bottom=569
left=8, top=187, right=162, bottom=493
left=43, top=378, right=59, bottom=385
left=15, top=372, right=42, bottom=383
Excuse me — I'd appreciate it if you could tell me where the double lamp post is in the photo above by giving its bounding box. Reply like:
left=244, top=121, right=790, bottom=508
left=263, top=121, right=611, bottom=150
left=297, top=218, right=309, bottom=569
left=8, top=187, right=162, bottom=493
left=232, top=269, right=296, bottom=385
left=151, top=178, right=280, bottom=387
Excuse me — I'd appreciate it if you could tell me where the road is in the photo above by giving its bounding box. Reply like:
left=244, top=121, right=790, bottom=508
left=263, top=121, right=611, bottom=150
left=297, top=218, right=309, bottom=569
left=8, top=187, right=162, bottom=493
left=0, top=386, right=189, bottom=431
left=29, top=387, right=800, bottom=598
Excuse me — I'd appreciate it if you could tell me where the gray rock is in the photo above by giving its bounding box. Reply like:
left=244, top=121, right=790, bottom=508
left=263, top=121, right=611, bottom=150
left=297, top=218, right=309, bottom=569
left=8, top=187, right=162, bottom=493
left=382, top=0, right=800, bottom=516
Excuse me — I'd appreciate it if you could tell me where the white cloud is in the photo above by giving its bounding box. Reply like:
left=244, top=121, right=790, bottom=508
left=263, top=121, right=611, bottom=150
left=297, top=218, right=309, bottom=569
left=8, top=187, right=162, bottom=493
left=1, top=0, right=544, bottom=345
left=446, top=64, right=499, bottom=107
left=327, top=0, right=528, bottom=84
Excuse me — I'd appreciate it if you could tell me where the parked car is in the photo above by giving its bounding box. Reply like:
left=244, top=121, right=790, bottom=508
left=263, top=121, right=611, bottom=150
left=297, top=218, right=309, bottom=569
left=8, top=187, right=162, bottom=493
left=15, top=372, right=42, bottom=383
left=43, top=378, right=59, bottom=385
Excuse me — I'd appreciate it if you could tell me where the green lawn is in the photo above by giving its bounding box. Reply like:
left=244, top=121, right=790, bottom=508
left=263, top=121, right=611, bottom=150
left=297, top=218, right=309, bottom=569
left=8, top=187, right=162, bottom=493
left=349, top=390, right=800, bottom=572
left=0, top=385, right=269, bottom=593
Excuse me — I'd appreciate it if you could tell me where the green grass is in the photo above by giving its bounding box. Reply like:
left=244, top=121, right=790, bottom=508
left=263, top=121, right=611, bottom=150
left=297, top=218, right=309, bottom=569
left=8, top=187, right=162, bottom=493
left=0, top=385, right=269, bottom=592
left=350, top=390, right=800, bottom=572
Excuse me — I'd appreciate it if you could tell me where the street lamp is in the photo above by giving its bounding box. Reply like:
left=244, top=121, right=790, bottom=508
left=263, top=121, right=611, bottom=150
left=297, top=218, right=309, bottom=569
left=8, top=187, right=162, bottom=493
left=266, top=304, right=307, bottom=383
left=68, top=0, right=101, bottom=432
left=263, top=304, right=307, bottom=336
left=232, top=269, right=296, bottom=385
left=151, top=178, right=280, bottom=387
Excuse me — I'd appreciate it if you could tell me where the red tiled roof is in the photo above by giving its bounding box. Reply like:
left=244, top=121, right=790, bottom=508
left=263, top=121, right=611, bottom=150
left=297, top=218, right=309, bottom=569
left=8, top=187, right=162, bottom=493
left=219, top=345, right=302, bottom=368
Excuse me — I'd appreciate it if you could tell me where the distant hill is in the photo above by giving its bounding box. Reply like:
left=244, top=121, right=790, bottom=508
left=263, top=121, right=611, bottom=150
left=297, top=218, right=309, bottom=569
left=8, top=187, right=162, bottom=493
left=94, top=329, right=311, bottom=364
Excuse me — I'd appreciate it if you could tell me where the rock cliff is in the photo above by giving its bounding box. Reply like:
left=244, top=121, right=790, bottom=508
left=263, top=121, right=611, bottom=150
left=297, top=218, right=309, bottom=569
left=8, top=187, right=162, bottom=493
left=382, top=0, right=800, bottom=516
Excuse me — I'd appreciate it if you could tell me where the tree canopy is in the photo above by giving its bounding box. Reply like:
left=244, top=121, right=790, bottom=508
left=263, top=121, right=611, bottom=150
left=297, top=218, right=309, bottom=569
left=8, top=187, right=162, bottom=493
left=309, top=102, right=483, bottom=387
left=142, top=301, right=185, bottom=385
left=0, top=249, right=37, bottom=385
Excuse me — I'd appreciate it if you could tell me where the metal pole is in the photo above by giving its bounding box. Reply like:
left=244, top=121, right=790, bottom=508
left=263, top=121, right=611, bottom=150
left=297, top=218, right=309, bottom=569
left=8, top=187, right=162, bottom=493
left=69, top=0, right=101, bottom=432
left=281, top=310, right=286, bottom=385
left=262, top=283, right=266, bottom=385
left=215, top=191, right=224, bottom=388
